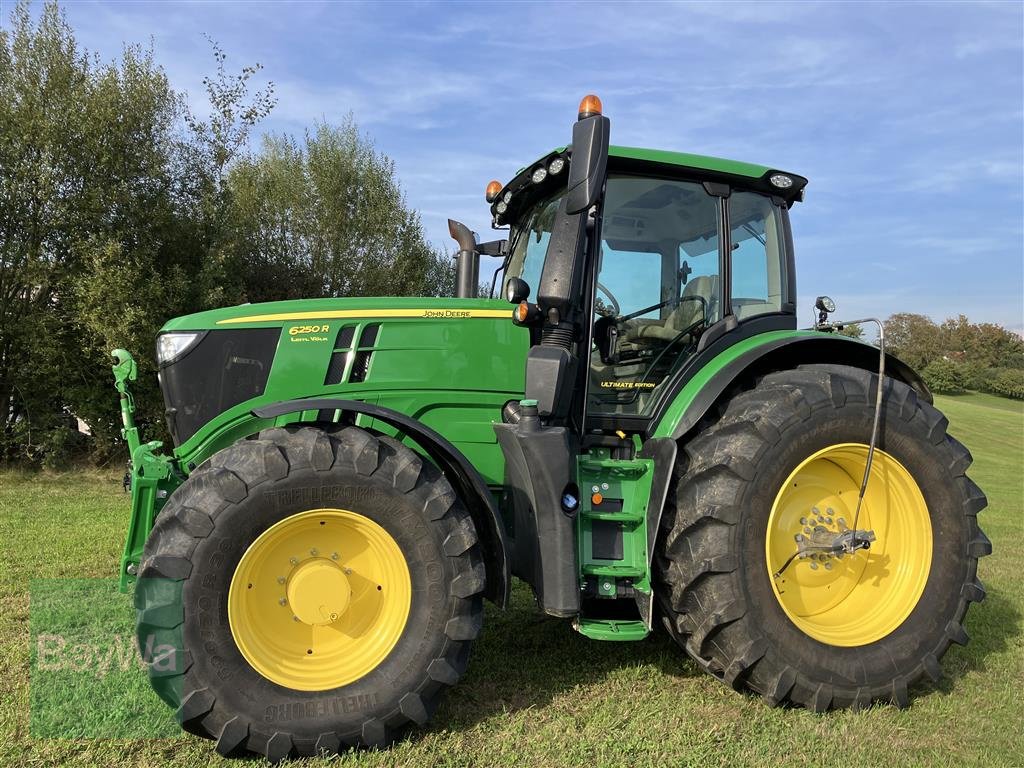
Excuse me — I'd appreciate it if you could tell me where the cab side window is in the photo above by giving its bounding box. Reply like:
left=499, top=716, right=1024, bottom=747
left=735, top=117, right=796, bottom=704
left=729, top=192, right=786, bottom=319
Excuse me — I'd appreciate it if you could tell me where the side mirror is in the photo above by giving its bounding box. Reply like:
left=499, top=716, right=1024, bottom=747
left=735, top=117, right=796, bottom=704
left=505, top=277, right=530, bottom=304
left=565, top=114, right=610, bottom=215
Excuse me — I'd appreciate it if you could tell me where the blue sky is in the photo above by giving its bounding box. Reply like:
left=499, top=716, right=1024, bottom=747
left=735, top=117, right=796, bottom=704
left=11, top=0, right=1024, bottom=331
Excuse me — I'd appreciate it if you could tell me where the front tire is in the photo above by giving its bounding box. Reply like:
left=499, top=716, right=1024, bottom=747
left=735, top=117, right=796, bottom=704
left=135, top=425, right=484, bottom=760
left=656, top=364, right=990, bottom=710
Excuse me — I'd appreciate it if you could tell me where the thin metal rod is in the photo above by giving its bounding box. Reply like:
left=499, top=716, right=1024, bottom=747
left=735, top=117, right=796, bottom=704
left=820, top=317, right=886, bottom=545
left=772, top=317, right=887, bottom=578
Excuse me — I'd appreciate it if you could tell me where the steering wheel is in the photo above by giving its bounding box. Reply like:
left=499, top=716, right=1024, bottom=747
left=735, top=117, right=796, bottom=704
left=596, top=281, right=620, bottom=316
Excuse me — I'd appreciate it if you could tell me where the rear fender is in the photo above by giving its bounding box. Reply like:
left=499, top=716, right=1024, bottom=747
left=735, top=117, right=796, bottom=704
left=652, top=332, right=931, bottom=441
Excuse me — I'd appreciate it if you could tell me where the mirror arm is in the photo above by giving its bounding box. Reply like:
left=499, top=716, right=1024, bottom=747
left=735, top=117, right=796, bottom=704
left=476, top=238, right=508, bottom=257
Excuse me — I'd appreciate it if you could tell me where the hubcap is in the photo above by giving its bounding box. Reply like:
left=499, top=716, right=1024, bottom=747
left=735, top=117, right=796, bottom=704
left=766, top=444, right=932, bottom=647
left=286, top=559, right=352, bottom=625
left=228, top=508, right=411, bottom=690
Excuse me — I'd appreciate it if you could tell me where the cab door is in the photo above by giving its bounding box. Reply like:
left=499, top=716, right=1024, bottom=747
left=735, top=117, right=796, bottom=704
left=587, top=176, right=724, bottom=426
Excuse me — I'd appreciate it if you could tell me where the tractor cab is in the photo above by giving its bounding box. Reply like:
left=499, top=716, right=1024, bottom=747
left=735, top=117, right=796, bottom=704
left=503, top=165, right=800, bottom=426
left=487, top=98, right=805, bottom=438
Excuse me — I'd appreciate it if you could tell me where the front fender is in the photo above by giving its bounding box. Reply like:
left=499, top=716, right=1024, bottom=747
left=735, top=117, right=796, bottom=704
left=239, top=399, right=511, bottom=607
left=651, top=331, right=931, bottom=441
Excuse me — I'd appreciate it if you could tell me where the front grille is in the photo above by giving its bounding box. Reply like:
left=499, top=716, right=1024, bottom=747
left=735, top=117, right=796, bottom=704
left=159, top=328, right=279, bottom=444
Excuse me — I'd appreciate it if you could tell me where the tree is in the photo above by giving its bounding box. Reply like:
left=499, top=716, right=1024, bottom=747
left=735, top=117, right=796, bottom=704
left=0, top=2, right=276, bottom=463
left=0, top=1, right=195, bottom=460
left=883, top=313, right=943, bottom=371
left=921, top=358, right=966, bottom=395
left=837, top=322, right=864, bottom=340
left=940, top=314, right=1024, bottom=370
left=988, top=368, right=1024, bottom=400
left=183, top=36, right=276, bottom=309
left=222, top=120, right=453, bottom=303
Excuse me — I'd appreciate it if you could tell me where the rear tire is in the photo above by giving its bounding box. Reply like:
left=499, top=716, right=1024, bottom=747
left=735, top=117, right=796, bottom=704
left=655, top=364, right=990, bottom=710
left=135, top=425, right=484, bottom=761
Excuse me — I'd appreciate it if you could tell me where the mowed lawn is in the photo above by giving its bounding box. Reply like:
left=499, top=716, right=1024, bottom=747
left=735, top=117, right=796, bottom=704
left=1, top=392, right=1021, bottom=767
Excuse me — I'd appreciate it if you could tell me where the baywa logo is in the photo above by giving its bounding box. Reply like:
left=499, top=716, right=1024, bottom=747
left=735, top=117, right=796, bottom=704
left=35, top=632, right=176, bottom=679
left=30, top=578, right=182, bottom=738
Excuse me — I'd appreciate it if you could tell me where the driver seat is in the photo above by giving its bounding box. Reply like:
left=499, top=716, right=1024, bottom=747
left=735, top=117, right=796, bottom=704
left=623, top=275, right=719, bottom=343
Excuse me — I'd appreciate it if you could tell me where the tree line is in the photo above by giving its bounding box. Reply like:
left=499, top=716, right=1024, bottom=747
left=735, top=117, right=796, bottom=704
left=0, top=2, right=452, bottom=467
left=883, top=313, right=1024, bottom=399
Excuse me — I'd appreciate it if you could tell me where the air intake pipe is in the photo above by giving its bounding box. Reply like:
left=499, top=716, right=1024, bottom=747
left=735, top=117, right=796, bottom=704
left=448, top=219, right=479, bottom=299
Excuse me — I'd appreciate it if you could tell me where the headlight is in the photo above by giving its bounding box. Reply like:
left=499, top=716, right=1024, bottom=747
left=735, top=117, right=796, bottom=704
left=531, top=166, right=547, bottom=184
left=769, top=173, right=793, bottom=189
left=156, top=332, right=203, bottom=366
left=548, top=157, right=565, bottom=174
left=496, top=201, right=508, bottom=214
left=502, top=190, right=513, bottom=204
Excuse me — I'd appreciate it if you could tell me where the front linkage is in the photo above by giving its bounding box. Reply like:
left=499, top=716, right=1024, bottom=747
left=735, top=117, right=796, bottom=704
left=112, top=349, right=181, bottom=591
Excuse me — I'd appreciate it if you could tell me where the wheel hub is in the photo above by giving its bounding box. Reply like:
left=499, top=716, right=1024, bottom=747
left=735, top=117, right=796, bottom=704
left=286, top=558, right=352, bottom=626
left=793, top=507, right=876, bottom=564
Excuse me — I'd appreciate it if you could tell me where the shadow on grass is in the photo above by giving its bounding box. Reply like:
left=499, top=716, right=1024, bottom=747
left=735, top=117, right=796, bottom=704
left=428, top=579, right=1019, bottom=733
left=427, top=585, right=696, bottom=732
left=930, top=584, right=1021, bottom=695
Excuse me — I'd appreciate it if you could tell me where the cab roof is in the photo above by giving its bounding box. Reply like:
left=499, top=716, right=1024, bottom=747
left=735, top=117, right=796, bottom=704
left=493, top=144, right=806, bottom=226
left=609, top=144, right=773, bottom=180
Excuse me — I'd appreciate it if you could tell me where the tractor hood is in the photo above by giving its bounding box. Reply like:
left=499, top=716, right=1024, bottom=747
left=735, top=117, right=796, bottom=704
left=154, top=296, right=526, bottom=454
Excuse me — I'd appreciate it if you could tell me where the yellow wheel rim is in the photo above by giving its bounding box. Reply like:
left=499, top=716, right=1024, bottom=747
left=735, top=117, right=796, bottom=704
left=766, top=444, right=932, bottom=647
left=228, top=508, right=411, bottom=690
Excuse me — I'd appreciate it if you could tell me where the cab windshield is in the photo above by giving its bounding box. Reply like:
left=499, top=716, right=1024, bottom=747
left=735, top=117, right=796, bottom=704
left=504, top=191, right=562, bottom=292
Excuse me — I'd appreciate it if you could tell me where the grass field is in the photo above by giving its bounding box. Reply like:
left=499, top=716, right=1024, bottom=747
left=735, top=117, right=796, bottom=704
left=1, top=392, right=1021, bottom=767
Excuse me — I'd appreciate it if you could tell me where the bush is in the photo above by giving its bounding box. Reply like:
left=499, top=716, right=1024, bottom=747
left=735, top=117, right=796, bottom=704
left=987, top=368, right=1024, bottom=400
left=921, top=358, right=967, bottom=395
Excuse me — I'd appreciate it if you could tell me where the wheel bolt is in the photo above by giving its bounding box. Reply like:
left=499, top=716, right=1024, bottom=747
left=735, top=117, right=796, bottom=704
left=279, top=598, right=287, bottom=606
left=804, top=527, right=811, bottom=534
left=343, top=567, right=353, bottom=575
left=331, top=552, right=339, bottom=560
left=826, top=507, right=834, bottom=516
left=277, top=576, right=286, bottom=585
left=293, top=616, right=300, bottom=622
left=810, top=562, right=819, bottom=570
left=310, top=548, right=318, bottom=556
left=826, top=517, right=833, bottom=524
left=289, top=557, right=299, bottom=566
left=824, top=562, right=833, bottom=571
left=799, top=517, right=808, bottom=525
left=795, top=534, right=804, bottom=542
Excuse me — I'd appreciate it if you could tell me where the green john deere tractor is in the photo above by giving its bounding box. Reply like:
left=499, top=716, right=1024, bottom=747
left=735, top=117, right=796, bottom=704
left=113, top=95, right=989, bottom=761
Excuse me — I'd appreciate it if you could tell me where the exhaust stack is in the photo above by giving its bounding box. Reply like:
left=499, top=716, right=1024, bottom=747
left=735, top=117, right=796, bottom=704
left=448, top=219, right=479, bottom=299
